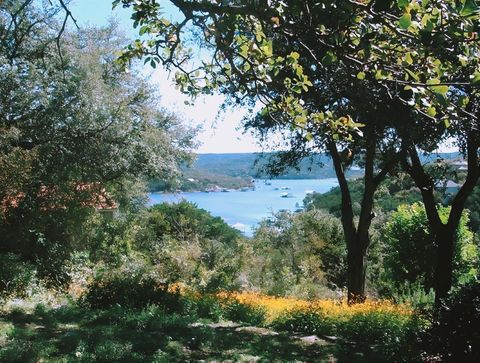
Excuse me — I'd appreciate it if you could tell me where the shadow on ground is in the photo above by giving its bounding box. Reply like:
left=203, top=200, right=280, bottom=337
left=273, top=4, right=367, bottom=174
left=0, top=305, right=380, bottom=362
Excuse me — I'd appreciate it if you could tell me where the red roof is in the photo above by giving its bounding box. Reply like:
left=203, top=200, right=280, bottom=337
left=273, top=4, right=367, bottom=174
left=1, top=183, right=117, bottom=216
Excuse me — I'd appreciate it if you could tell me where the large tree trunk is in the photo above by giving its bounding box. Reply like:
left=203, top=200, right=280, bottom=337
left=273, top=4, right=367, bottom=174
left=346, top=234, right=368, bottom=303
left=433, top=226, right=456, bottom=304
left=329, top=136, right=392, bottom=304
left=401, top=131, right=480, bottom=306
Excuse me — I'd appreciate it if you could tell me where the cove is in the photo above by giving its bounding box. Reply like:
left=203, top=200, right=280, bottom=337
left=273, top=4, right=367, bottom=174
left=149, top=178, right=338, bottom=236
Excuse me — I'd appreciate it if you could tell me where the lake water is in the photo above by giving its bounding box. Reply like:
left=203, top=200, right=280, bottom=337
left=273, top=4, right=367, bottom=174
left=148, top=178, right=338, bottom=236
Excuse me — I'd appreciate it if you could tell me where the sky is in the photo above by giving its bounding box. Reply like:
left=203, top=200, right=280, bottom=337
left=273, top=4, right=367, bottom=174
left=69, top=0, right=457, bottom=155
left=69, top=0, right=264, bottom=154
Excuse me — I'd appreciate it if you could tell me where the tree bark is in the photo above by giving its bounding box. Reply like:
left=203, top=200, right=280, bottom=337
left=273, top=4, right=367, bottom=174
left=346, top=234, right=368, bottom=303
left=328, top=135, right=391, bottom=304
left=401, top=131, right=480, bottom=305
left=433, top=225, right=456, bottom=304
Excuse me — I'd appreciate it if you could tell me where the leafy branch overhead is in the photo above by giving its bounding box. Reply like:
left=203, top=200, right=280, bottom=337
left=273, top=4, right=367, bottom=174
left=116, top=0, right=480, bottom=136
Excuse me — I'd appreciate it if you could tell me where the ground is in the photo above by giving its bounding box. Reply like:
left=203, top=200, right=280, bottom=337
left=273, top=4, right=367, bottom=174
left=0, top=304, right=382, bottom=363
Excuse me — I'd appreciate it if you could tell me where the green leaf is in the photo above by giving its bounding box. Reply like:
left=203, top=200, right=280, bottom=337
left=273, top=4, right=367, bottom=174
left=427, top=78, right=449, bottom=96
left=459, top=95, right=470, bottom=106
left=397, top=0, right=410, bottom=9
left=295, top=115, right=308, bottom=125
left=405, top=68, right=420, bottom=81
left=426, top=106, right=436, bottom=117
left=321, top=51, right=337, bottom=65
left=460, top=0, right=478, bottom=16
left=288, top=52, right=300, bottom=61
left=472, top=72, right=480, bottom=85
left=160, top=18, right=171, bottom=26
left=404, top=52, right=413, bottom=65
left=375, top=69, right=390, bottom=80
left=357, top=71, right=366, bottom=80
left=239, top=44, right=249, bottom=58
left=399, top=13, right=412, bottom=29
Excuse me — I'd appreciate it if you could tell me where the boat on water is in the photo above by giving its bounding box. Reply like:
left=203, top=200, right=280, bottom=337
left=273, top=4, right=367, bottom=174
left=280, top=192, right=294, bottom=198
left=280, top=186, right=291, bottom=190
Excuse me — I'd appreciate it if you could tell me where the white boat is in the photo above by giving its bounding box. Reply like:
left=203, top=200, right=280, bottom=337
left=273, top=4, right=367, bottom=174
left=281, top=192, right=294, bottom=198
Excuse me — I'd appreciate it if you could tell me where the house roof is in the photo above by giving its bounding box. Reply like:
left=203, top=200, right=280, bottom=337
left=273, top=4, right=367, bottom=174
left=435, top=180, right=462, bottom=189
left=1, top=183, right=117, bottom=215
left=450, top=160, right=468, bottom=167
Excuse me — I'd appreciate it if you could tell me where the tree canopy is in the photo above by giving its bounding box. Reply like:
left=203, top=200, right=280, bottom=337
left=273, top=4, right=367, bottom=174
left=0, top=1, right=197, bottom=285
left=114, top=0, right=480, bottom=303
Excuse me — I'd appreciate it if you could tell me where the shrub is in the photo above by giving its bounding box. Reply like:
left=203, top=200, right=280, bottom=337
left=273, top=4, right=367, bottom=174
left=271, top=309, right=337, bottom=336
left=131, top=202, right=244, bottom=293
left=81, top=268, right=180, bottom=311
left=248, top=209, right=346, bottom=297
left=424, top=280, right=480, bottom=362
left=222, top=298, right=266, bottom=325
left=184, top=294, right=224, bottom=322
left=0, top=253, right=36, bottom=300
left=382, top=203, right=478, bottom=293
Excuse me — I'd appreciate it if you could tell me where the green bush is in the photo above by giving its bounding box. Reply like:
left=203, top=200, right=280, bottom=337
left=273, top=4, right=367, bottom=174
left=0, top=253, right=36, bottom=300
left=248, top=209, right=346, bottom=297
left=81, top=269, right=180, bottom=311
left=131, top=202, right=244, bottom=292
left=184, top=294, right=224, bottom=322
left=222, top=299, right=266, bottom=325
left=270, top=307, right=427, bottom=361
left=424, top=280, right=480, bottom=362
left=381, top=203, right=478, bottom=293
left=270, top=309, right=337, bottom=336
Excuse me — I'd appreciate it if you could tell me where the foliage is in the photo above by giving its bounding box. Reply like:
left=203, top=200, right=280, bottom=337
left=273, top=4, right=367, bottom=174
left=0, top=254, right=36, bottom=300
left=424, top=279, right=480, bottom=362
left=117, top=0, right=480, bottom=126
left=81, top=261, right=181, bottom=311
left=117, top=0, right=480, bottom=303
left=0, top=299, right=388, bottom=363
left=381, top=203, right=478, bottom=293
left=465, top=180, right=480, bottom=233
left=221, top=298, right=266, bottom=326
left=304, top=174, right=423, bottom=217
left=247, top=210, right=346, bottom=296
left=221, top=291, right=424, bottom=361
left=383, top=280, right=436, bottom=310
left=0, top=2, right=195, bottom=289
left=131, top=201, right=244, bottom=292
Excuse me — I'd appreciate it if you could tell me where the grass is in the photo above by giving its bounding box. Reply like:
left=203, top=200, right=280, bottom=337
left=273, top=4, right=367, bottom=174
left=217, top=291, right=426, bottom=361
left=0, top=303, right=382, bottom=362
left=0, top=291, right=427, bottom=362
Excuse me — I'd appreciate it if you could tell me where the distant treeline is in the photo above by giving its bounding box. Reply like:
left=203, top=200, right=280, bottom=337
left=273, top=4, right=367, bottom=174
left=149, top=152, right=462, bottom=192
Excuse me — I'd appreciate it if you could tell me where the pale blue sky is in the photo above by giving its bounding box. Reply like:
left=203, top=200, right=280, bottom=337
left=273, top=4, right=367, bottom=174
left=68, top=1, right=456, bottom=155
left=69, top=0, right=263, bottom=154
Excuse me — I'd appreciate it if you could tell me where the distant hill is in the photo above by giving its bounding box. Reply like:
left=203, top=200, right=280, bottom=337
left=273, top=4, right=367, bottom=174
left=149, top=152, right=462, bottom=192
left=189, top=153, right=358, bottom=180
left=189, top=152, right=462, bottom=179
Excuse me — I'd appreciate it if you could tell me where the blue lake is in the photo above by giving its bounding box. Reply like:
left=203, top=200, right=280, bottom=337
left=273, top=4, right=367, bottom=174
left=148, top=178, right=338, bottom=236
